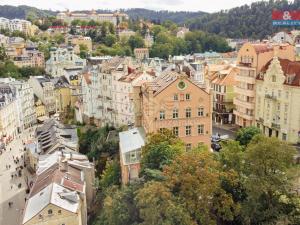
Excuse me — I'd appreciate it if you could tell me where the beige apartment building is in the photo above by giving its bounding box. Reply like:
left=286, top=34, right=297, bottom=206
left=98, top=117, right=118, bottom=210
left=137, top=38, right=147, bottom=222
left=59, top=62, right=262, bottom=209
left=134, top=48, right=149, bottom=60
left=139, top=71, right=212, bottom=149
left=234, top=42, right=295, bottom=127
left=255, top=57, right=300, bottom=144
left=206, top=64, right=237, bottom=124
left=57, top=10, right=128, bottom=26
left=29, top=76, right=56, bottom=116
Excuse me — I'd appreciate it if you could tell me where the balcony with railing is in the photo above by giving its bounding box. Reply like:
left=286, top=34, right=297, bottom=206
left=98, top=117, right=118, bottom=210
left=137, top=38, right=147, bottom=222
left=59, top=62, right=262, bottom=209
left=265, top=94, right=277, bottom=101
left=233, top=109, right=254, bottom=121
left=235, top=74, right=256, bottom=84
left=233, top=98, right=255, bottom=109
left=271, top=122, right=280, bottom=130
left=213, top=107, right=233, bottom=114
left=234, top=86, right=255, bottom=97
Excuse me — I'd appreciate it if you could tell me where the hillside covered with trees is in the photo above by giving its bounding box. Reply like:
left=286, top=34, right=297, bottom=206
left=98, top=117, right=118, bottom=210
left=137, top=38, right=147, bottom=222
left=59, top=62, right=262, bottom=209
left=0, top=5, right=55, bottom=19
left=122, top=8, right=207, bottom=24
left=188, top=0, right=300, bottom=39
left=2, top=1, right=300, bottom=39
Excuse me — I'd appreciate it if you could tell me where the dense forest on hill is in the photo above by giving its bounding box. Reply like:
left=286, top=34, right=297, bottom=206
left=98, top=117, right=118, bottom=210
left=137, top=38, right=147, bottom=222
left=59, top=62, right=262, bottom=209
left=120, top=8, right=207, bottom=24
left=2, top=1, right=300, bottom=39
left=0, top=5, right=55, bottom=19
left=187, top=0, right=300, bottom=39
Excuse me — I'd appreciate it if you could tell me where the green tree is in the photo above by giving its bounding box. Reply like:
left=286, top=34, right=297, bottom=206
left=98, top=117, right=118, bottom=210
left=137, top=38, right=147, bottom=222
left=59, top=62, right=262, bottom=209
left=140, top=130, right=184, bottom=178
left=53, top=34, right=65, bottom=44
left=38, top=42, right=51, bottom=60
left=136, top=181, right=196, bottom=225
left=242, top=135, right=297, bottom=224
left=99, top=160, right=121, bottom=191
left=164, top=149, right=240, bottom=225
left=95, top=185, right=141, bottom=225
left=150, top=25, right=167, bottom=38
left=236, top=126, right=261, bottom=146
left=128, top=34, right=145, bottom=51
left=150, top=43, right=173, bottom=59
left=71, top=19, right=82, bottom=26
left=0, top=46, right=7, bottom=61
left=79, top=44, right=88, bottom=59
left=103, top=34, right=117, bottom=47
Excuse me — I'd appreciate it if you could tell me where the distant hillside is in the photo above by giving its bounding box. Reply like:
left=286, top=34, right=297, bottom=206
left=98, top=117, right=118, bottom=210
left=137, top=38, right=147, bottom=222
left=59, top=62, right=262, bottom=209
left=0, top=5, right=206, bottom=25
left=122, top=8, right=207, bottom=24
left=188, top=0, right=300, bottom=39
left=73, top=8, right=207, bottom=24
left=0, top=5, right=55, bottom=19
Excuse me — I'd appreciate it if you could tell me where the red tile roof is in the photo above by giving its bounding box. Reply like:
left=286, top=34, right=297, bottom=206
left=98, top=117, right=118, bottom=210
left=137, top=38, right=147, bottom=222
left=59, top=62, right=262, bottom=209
left=253, top=44, right=273, bottom=54
left=29, top=162, right=84, bottom=198
left=259, top=58, right=300, bottom=86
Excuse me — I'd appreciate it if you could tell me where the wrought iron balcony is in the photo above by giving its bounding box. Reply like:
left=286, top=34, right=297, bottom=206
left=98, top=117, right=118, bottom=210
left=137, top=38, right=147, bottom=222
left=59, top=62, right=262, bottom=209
left=271, top=122, right=280, bottom=130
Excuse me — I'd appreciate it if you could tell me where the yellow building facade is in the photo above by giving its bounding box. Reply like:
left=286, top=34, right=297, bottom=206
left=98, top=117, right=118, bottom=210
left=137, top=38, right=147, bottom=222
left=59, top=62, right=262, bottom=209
left=255, top=57, right=300, bottom=144
left=55, top=87, right=72, bottom=113
left=34, top=98, right=46, bottom=118
left=234, top=42, right=295, bottom=127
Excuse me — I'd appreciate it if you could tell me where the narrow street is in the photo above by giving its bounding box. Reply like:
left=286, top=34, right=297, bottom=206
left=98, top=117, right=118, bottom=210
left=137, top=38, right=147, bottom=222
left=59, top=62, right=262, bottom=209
left=212, top=123, right=239, bottom=140
left=0, top=127, right=35, bottom=225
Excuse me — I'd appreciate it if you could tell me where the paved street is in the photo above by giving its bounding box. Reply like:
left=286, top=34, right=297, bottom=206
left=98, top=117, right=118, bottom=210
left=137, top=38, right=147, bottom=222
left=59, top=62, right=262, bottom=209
left=212, top=123, right=239, bottom=140
left=0, top=128, right=35, bottom=225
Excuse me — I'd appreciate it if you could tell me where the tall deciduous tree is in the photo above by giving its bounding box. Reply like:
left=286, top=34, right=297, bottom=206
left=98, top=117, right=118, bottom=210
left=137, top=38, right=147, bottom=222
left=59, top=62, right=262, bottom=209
left=128, top=34, right=145, bottom=51
left=236, top=126, right=261, bottom=146
left=136, top=181, right=196, bottom=225
left=242, top=135, right=297, bottom=224
left=140, top=130, right=185, bottom=179
left=164, top=150, right=240, bottom=225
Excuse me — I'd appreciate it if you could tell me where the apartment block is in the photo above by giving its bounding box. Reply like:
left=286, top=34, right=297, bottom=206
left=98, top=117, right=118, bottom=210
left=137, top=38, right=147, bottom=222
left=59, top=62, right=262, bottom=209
left=256, top=57, right=300, bottom=144
left=206, top=64, right=237, bottom=124
left=28, top=76, right=56, bottom=116
left=234, top=42, right=295, bottom=127
left=139, top=71, right=212, bottom=149
left=56, top=10, right=128, bottom=26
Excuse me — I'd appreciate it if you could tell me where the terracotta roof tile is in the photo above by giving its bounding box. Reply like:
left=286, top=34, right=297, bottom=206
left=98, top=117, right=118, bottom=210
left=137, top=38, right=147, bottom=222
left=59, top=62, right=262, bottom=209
left=253, top=44, right=273, bottom=54
left=259, top=58, right=300, bottom=86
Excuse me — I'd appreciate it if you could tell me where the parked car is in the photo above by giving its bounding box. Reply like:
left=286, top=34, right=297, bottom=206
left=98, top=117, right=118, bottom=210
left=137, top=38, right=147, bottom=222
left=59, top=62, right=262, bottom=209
left=211, top=142, right=222, bottom=152
left=211, top=135, right=221, bottom=142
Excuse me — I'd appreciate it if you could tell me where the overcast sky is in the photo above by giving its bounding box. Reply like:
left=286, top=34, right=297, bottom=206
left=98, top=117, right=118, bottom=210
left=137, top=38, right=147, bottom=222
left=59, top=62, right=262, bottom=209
left=0, top=0, right=264, bottom=13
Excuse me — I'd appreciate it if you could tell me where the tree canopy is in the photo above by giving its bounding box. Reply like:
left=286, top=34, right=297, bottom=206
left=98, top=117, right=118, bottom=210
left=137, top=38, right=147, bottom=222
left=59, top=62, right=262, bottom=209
left=93, top=130, right=300, bottom=225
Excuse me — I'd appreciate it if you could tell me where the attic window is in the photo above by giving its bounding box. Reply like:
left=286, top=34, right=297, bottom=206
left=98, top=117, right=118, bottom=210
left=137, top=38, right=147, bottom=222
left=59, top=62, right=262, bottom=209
left=286, top=75, right=295, bottom=84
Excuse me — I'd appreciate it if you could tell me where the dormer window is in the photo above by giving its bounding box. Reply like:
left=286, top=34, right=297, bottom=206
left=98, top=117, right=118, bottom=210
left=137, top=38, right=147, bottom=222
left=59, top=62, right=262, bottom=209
left=286, top=75, right=294, bottom=84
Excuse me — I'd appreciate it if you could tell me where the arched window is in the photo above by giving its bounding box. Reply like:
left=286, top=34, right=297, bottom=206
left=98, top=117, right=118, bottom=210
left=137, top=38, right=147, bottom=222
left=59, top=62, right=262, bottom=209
left=48, top=209, right=53, bottom=215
